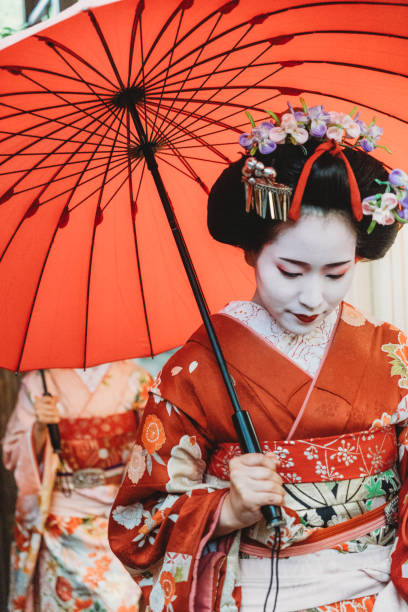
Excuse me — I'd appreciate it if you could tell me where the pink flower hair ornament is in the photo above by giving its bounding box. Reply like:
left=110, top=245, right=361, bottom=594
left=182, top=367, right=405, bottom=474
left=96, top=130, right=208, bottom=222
left=239, top=99, right=408, bottom=234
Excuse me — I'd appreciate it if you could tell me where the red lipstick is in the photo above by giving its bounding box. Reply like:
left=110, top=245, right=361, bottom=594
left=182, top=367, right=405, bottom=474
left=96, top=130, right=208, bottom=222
left=294, top=314, right=319, bottom=323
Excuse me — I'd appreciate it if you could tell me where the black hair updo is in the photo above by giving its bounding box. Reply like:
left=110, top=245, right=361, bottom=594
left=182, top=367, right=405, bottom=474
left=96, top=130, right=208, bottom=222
left=207, top=138, right=398, bottom=260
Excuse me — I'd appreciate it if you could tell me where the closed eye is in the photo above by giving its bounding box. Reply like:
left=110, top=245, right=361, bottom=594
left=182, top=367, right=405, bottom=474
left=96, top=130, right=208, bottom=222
left=326, top=273, right=346, bottom=280
left=278, top=267, right=301, bottom=278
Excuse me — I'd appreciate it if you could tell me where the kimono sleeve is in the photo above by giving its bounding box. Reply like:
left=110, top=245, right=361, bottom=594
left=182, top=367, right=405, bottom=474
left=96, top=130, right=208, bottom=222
left=2, top=371, right=43, bottom=496
left=108, top=365, right=229, bottom=611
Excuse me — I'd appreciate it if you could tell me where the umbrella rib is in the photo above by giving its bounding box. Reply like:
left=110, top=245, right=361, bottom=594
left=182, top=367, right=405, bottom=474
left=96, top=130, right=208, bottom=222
left=13, top=152, right=129, bottom=201
left=164, top=42, right=277, bottom=143
left=124, top=115, right=154, bottom=357
left=100, top=158, right=140, bottom=214
left=151, top=91, right=408, bottom=127
left=49, top=111, right=128, bottom=213
left=87, top=10, right=125, bottom=89
left=33, top=35, right=118, bottom=89
left=149, top=7, right=185, bottom=142
left=0, top=151, right=129, bottom=175
left=15, top=210, right=67, bottom=372
left=0, top=95, right=127, bottom=150
left=153, top=12, right=223, bottom=141
left=0, top=65, right=115, bottom=93
left=9, top=105, right=129, bottom=204
left=0, top=105, right=127, bottom=267
left=1, top=104, right=119, bottom=193
left=169, top=65, right=287, bottom=145
left=143, top=99, right=231, bottom=163
left=139, top=11, right=149, bottom=138
left=157, top=151, right=228, bottom=165
left=133, top=2, right=248, bottom=88
left=44, top=33, right=139, bottom=152
left=155, top=153, right=202, bottom=181
left=127, top=0, right=145, bottom=89
left=0, top=98, right=119, bottom=155
left=131, top=0, right=197, bottom=86
left=125, top=114, right=154, bottom=356
left=144, top=98, right=242, bottom=140
left=18, top=71, right=129, bottom=147
left=66, top=152, right=132, bottom=214
left=83, top=107, right=126, bottom=368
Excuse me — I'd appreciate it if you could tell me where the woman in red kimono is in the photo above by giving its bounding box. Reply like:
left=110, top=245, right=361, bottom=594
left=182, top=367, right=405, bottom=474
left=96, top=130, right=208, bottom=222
left=109, top=104, right=408, bottom=611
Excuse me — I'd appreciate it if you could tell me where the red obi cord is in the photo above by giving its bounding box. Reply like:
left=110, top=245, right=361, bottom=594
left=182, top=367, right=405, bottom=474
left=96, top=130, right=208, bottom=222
left=288, top=140, right=363, bottom=222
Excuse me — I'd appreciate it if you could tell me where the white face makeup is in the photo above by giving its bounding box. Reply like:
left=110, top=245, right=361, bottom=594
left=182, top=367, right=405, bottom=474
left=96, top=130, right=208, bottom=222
left=251, top=212, right=357, bottom=334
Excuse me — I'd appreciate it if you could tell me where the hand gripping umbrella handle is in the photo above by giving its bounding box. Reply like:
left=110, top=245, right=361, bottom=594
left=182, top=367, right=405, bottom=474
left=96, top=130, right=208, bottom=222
left=39, top=370, right=61, bottom=453
left=232, top=410, right=285, bottom=528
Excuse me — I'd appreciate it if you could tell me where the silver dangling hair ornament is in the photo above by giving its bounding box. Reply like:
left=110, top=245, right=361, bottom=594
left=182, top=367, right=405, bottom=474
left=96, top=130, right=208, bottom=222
left=242, top=157, right=292, bottom=221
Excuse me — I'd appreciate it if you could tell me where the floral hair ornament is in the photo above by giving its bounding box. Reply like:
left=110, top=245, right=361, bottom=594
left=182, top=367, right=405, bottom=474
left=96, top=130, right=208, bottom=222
left=362, top=169, right=408, bottom=234
left=239, top=99, right=408, bottom=233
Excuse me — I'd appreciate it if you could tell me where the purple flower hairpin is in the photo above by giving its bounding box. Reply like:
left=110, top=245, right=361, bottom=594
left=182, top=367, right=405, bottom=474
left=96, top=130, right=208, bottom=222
left=363, top=169, right=408, bottom=234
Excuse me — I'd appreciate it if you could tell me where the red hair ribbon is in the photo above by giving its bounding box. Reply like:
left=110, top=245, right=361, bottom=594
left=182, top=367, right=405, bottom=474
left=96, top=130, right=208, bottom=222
left=288, top=140, right=363, bottom=222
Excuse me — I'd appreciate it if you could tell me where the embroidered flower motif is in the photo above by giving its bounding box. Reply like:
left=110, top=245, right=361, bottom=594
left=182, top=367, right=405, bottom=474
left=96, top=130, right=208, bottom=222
left=341, top=303, right=381, bottom=328
left=341, top=303, right=366, bottom=327
left=142, top=414, right=166, bottom=455
left=371, top=412, right=392, bottom=429
left=112, top=503, right=143, bottom=529
left=127, top=444, right=146, bottom=484
left=284, top=472, right=302, bottom=483
left=331, top=440, right=356, bottom=466
left=166, top=435, right=206, bottom=493
left=55, top=576, right=73, bottom=602
left=382, top=331, right=408, bottom=389
left=304, top=445, right=319, bottom=460
left=160, top=571, right=177, bottom=606
left=273, top=446, right=295, bottom=468
left=366, top=446, right=386, bottom=472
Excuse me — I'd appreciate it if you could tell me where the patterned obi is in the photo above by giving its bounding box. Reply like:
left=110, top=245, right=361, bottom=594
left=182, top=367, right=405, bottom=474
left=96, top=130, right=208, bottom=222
left=207, top=425, right=401, bottom=553
left=58, top=411, right=138, bottom=473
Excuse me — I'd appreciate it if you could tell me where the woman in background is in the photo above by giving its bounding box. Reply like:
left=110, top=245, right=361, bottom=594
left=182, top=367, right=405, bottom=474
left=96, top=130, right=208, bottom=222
left=3, top=360, right=152, bottom=612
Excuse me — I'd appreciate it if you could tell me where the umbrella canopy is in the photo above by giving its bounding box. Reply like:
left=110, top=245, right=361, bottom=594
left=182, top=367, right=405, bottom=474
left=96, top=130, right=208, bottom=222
left=0, top=0, right=407, bottom=371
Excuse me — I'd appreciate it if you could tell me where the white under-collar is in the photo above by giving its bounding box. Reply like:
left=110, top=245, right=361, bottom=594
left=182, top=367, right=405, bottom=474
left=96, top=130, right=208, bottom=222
left=221, top=301, right=339, bottom=376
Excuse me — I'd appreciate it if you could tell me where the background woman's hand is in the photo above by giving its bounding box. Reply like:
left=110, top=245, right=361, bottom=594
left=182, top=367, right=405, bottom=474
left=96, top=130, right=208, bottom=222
left=214, top=453, right=285, bottom=537
left=33, top=395, right=60, bottom=457
left=34, top=395, right=60, bottom=425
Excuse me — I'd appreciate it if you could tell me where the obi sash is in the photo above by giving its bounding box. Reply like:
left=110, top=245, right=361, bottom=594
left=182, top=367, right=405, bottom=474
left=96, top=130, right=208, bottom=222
left=58, top=411, right=138, bottom=472
left=207, top=425, right=400, bottom=556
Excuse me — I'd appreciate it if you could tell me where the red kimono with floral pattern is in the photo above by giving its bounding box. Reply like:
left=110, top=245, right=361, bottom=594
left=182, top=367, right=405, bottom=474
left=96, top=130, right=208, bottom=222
left=109, top=304, right=408, bottom=611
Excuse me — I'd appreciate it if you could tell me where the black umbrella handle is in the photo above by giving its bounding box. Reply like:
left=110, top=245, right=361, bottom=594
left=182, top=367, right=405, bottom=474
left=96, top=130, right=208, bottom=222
left=127, top=105, right=284, bottom=529
left=39, top=370, right=61, bottom=453
left=232, top=411, right=285, bottom=527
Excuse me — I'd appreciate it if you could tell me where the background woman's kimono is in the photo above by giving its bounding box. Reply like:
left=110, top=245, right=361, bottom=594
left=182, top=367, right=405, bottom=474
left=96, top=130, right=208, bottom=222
left=109, top=303, right=408, bottom=612
left=3, top=360, right=153, bottom=612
